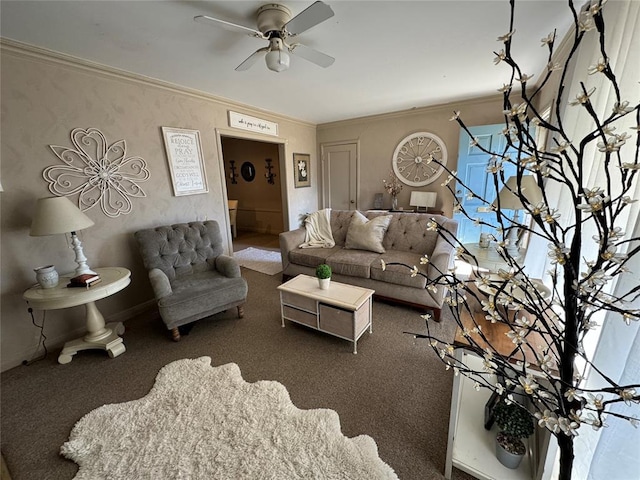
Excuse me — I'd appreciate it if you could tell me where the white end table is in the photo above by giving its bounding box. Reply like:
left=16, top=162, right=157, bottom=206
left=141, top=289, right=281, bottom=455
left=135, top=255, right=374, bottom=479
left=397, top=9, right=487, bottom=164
left=23, top=267, right=131, bottom=364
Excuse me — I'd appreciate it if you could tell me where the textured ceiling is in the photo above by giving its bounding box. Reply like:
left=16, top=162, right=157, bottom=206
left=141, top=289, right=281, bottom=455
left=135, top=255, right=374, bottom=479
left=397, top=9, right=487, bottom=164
left=0, top=1, right=574, bottom=124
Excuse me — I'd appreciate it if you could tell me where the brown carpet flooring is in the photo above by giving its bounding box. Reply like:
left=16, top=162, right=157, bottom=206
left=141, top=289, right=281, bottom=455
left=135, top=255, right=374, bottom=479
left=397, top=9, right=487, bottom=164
left=1, top=263, right=476, bottom=480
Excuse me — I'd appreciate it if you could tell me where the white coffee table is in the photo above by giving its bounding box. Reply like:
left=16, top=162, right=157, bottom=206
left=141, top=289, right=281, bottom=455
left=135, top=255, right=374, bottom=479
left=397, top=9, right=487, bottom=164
left=277, top=274, right=374, bottom=354
left=23, top=267, right=131, bottom=364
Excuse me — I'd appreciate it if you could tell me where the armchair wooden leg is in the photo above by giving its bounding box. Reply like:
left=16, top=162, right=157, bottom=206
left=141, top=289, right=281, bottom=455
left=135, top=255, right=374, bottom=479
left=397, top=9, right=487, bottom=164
left=237, top=305, right=245, bottom=318
left=171, top=328, right=181, bottom=342
left=432, top=308, right=441, bottom=322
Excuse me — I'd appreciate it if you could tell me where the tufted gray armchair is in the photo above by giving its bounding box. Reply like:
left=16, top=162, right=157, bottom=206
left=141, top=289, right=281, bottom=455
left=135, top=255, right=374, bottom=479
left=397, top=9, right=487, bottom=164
left=134, top=220, right=248, bottom=341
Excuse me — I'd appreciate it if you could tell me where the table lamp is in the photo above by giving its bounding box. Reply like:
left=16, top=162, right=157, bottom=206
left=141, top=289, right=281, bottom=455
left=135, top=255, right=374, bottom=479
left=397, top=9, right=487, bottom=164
left=410, top=191, right=437, bottom=212
left=492, top=175, right=543, bottom=255
left=30, top=196, right=96, bottom=276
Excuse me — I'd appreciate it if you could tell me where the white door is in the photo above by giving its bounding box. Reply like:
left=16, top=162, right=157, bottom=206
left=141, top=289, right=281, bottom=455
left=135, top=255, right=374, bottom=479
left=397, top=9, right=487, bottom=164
left=321, top=143, right=357, bottom=210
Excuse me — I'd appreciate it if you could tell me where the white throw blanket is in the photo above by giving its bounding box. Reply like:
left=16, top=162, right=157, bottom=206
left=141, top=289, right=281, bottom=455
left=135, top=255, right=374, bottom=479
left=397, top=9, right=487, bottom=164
left=299, top=208, right=335, bottom=248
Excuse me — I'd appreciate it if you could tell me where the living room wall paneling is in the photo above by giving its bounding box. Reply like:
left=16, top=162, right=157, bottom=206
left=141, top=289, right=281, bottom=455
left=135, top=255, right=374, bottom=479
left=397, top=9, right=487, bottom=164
left=317, top=96, right=508, bottom=216
left=0, top=42, right=317, bottom=371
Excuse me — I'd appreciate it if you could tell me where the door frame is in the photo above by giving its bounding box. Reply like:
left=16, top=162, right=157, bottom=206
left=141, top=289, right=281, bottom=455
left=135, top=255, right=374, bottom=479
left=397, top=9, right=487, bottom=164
left=215, top=128, right=289, bottom=250
left=319, top=139, right=360, bottom=210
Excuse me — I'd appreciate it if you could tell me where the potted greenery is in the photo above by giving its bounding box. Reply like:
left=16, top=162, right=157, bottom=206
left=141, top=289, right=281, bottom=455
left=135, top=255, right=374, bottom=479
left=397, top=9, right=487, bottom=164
left=493, top=399, right=534, bottom=469
left=315, top=264, right=332, bottom=290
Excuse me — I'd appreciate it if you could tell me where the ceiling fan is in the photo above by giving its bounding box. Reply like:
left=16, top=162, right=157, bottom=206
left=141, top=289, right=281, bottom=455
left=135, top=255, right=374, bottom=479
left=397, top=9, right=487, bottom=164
left=194, top=1, right=335, bottom=73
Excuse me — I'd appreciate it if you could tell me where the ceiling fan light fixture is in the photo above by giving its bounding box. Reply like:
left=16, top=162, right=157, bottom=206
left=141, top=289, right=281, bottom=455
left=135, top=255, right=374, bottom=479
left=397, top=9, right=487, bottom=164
left=265, top=47, right=290, bottom=72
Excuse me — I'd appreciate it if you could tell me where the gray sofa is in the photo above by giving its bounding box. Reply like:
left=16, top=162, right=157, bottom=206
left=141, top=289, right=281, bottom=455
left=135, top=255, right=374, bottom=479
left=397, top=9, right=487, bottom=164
left=279, top=210, right=458, bottom=321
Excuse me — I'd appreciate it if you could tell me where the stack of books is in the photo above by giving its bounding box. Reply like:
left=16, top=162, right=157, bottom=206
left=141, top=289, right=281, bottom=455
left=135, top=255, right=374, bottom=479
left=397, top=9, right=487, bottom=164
left=67, top=273, right=102, bottom=288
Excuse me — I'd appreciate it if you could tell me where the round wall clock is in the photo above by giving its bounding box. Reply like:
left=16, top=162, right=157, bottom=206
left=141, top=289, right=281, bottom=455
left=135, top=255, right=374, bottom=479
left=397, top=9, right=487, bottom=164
left=241, top=161, right=256, bottom=182
left=392, top=132, right=448, bottom=186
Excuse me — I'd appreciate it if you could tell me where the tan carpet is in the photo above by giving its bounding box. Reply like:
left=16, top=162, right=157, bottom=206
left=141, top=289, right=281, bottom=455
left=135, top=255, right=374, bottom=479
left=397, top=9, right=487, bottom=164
left=1, top=268, right=476, bottom=480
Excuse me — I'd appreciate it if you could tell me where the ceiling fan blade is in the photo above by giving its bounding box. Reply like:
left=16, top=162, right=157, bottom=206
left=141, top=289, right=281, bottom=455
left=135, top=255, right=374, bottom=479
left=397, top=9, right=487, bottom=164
left=284, top=1, right=334, bottom=36
left=289, top=43, right=334, bottom=68
left=235, top=47, right=269, bottom=71
left=194, top=15, right=265, bottom=39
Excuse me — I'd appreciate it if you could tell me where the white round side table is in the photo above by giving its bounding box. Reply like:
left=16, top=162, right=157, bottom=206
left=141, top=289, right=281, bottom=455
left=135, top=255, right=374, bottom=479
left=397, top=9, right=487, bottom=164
left=23, top=267, right=131, bottom=364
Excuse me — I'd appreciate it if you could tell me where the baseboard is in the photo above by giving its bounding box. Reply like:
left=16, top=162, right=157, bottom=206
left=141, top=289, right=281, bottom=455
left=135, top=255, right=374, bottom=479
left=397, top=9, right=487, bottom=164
left=1, top=451, right=11, bottom=480
left=1, top=300, right=158, bottom=372
left=105, top=299, right=158, bottom=324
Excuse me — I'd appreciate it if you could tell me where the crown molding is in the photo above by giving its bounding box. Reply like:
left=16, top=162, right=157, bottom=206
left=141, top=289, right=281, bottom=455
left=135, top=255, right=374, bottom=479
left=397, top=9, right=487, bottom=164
left=317, top=93, right=506, bottom=130
left=0, top=38, right=315, bottom=129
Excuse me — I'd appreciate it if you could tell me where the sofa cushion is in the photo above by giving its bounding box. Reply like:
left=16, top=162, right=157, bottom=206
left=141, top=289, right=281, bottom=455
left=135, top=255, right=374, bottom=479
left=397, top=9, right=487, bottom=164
left=330, top=210, right=357, bottom=246
left=370, top=251, right=429, bottom=289
left=289, top=246, right=342, bottom=268
left=366, top=212, right=439, bottom=255
left=345, top=211, right=393, bottom=253
left=158, top=270, right=248, bottom=322
left=326, top=249, right=381, bottom=278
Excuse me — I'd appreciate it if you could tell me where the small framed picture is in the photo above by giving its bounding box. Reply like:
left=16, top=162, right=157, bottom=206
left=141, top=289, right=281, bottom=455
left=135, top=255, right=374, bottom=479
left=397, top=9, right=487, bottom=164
left=293, top=153, right=311, bottom=188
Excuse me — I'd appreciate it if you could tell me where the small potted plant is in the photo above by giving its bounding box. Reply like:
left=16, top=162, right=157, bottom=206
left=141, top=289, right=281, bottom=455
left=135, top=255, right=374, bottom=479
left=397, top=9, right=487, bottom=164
left=493, top=399, right=534, bottom=469
left=315, top=264, right=332, bottom=290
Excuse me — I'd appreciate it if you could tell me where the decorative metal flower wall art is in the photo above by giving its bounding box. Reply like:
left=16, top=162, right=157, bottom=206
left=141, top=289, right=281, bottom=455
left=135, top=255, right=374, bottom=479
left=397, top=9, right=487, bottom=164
left=44, top=128, right=150, bottom=218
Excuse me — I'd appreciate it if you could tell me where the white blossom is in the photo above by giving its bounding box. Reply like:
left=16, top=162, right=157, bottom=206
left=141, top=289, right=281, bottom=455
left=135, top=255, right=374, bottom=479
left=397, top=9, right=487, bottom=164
left=497, top=30, right=515, bottom=42
left=569, top=87, right=596, bottom=106
left=588, top=57, right=607, bottom=75
left=585, top=412, right=605, bottom=431
left=535, top=410, right=559, bottom=433
left=517, top=73, right=534, bottom=83
left=558, top=416, right=580, bottom=436
left=518, top=375, right=539, bottom=394
left=613, top=101, right=633, bottom=114
left=539, top=354, right=556, bottom=373
left=540, top=32, right=555, bottom=45
left=619, top=388, right=638, bottom=406
left=506, top=327, right=527, bottom=345
left=586, top=393, right=604, bottom=410
left=548, top=243, right=570, bottom=265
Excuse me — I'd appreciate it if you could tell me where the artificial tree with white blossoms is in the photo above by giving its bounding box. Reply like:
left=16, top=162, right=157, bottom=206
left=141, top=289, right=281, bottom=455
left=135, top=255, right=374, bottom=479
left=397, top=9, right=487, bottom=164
left=384, top=1, right=639, bottom=478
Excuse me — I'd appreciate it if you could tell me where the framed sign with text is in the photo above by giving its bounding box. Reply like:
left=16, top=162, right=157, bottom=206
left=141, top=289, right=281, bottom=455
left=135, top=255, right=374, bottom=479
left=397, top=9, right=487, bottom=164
left=228, top=111, right=278, bottom=137
left=161, top=127, right=208, bottom=196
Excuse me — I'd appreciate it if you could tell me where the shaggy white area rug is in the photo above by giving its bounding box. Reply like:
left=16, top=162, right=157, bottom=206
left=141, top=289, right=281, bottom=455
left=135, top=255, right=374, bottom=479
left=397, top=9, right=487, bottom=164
left=61, top=357, right=398, bottom=479
left=233, top=247, right=282, bottom=275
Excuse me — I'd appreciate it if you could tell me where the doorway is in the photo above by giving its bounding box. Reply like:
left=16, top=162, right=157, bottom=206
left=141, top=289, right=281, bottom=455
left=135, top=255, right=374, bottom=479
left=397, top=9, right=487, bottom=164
left=454, top=124, right=517, bottom=244
left=320, top=142, right=358, bottom=210
left=220, top=135, right=286, bottom=251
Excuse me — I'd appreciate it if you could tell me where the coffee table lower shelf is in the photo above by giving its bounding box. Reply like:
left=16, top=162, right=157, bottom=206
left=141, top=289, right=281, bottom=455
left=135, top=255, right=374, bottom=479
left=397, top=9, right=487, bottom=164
left=277, top=275, right=374, bottom=354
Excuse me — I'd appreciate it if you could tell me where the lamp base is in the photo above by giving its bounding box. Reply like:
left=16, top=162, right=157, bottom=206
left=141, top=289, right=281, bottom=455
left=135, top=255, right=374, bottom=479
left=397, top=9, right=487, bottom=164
left=70, top=232, right=96, bottom=277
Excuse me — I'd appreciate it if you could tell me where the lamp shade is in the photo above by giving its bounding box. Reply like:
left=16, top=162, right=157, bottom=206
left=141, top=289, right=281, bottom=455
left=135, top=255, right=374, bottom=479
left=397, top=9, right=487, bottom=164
left=30, top=196, right=94, bottom=236
left=492, top=175, right=543, bottom=210
left=409, top=191, right=437, bottom=209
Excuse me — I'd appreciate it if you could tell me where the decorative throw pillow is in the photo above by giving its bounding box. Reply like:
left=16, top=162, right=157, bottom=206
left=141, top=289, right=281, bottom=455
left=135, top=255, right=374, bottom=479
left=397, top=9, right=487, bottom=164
left=345, top=211, right=393, bottom=253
